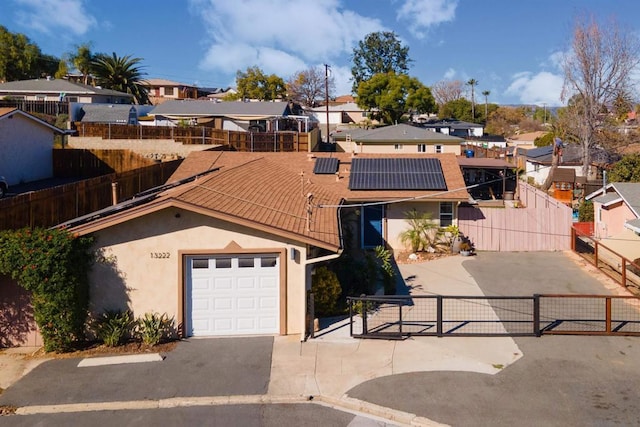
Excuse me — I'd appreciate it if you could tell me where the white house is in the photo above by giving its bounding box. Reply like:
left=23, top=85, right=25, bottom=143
left=0, top=108, right=64, bottom=185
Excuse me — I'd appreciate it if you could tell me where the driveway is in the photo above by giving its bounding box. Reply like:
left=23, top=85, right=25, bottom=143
left=347, top=251, right=640, bottom=426
left=0, top=337, right=273, bottom=407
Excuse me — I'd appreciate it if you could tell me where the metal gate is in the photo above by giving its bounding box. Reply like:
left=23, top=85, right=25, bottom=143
left=347, top=294, right=640, bottom=339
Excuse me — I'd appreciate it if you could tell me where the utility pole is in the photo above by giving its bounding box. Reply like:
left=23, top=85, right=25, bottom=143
left=324, top=64, right=331, bottom=144
left=542, top=103, right=547, bottom=124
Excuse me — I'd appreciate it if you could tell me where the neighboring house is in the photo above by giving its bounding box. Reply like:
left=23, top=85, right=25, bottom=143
left=0, top=77, right=133, bottom=104
left=332, top=123, right=464, bottom=154
left=144, top=79, right=198, bottom=104
left=69, top=103, right=156, bottom=125
left=419, top=119, right=484, bottom=138
left=586, top=182, right=640, bottom=265
left=61, top=151, right=468, bottom=340
left=506, top=131, right=547, bottom=148
left=310, top=102, right=372, bottom=127
left=0, top=108, right=64, bottom=185
left=149, top=99, right=317, bottom=132
left=204, top=87, right=237, bottom=100
left=525, top=143, right=616, bottom=185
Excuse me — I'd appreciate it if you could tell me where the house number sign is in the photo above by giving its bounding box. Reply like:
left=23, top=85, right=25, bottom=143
left=150, top=252, right=170, bottom=259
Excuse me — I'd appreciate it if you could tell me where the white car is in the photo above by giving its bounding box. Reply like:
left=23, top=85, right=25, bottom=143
left=0, top=176, right=7, bottom=198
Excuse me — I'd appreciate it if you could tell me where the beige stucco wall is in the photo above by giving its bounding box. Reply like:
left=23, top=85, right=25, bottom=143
left=385, top=201, right=455, bottom=251
left=335, top=141, right=461, bottom=155
left=0, top=113, right=54, bottom=185
left=89, top=208, right=308, bottom=336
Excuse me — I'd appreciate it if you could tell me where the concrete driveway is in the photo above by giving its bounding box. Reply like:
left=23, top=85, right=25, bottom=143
left=347, top=251, right=640, bottom=426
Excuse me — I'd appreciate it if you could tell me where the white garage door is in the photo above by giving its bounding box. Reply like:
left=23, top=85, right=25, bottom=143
left=186, top=254, right=280, bottom=336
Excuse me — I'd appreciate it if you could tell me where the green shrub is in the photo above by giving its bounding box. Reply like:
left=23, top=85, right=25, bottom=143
left=95, top=310, right=133, bottom=347
left=136, top=312, right=174, bottom=346
left=374, top=246, right=396, bottom=295
left=0, top=227, right=94, bottom=352
left=311, top=266, right=342, bottom=316
left=578, top=200, right=594, bottom=222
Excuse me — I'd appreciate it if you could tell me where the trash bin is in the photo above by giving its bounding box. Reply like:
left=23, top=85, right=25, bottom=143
left=504, top=191, right=514, bottom=200
left=465, top=149, right=475, bottom=158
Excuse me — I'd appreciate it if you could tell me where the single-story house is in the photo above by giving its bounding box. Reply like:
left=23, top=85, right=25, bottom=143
left=69, top=103, right=156, bottom=125
left=0, top=108, right=64, bottom=185
left=525, top=143, right=617, bottom=186
left=148, top=99, right=317, bottom=132
left=60, top=151, right=468, bottom=341
left=506, top=131, right=547, bottom=148
left=419, top=119, right=484, bottom=138
left=586, top=182, right=640, bottom=269
left=0, top=77, right=133, bottom=104
left=332, top=123, right=464, bottom=154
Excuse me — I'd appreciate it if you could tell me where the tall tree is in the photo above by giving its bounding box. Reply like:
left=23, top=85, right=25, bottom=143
left=91, top=52, right=150, bottom=104
left=482, top=90, right=490, bottom=121
left=351, top=31, right=412, bottom=93
left=231, top=66, right=286, bottom=101
left=439, top=98, right=473, bottom=122
left=0, top=25, right=58, bottom=82
left=561, top=14, right=640, bottom=176
left=356, top=72, right=436, bottom=124
left=286, top=66, right=334, bottom=107
left=69, top=43, right=95, bottom=85
left=431, top=80, right=464, bottom=106
left=466, top=79, right=478, bottom=121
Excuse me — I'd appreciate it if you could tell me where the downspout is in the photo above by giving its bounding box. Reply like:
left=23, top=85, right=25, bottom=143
left=300, top=201, right=346, bottom=341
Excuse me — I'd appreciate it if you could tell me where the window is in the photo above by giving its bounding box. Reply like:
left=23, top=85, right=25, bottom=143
left=215, top=258, right=231, bottom=268
left=260, top=256, right=277, bottom=268
left=534, top=164, right=540, bottom=172
left=192, top=259, right=209, bottom=269
left=238, top=257, right=255, bottom=268
left=35, top=95, right=45, bottom=101
left=164, top=87, right=174, bottom=96
left=435, top=145, right=443, bottom=153
left=417, top=144, right=426, bottom=153
left=440, top=202, right=453, bottom=226
left=394, top=144, right=403, bottom=151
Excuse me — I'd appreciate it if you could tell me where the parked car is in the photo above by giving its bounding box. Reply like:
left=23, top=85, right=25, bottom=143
left=0, top=176, right=7, bottom=198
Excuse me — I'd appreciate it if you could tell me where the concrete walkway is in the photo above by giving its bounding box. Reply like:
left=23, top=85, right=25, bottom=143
left=268, top=255, right=523, bottom=400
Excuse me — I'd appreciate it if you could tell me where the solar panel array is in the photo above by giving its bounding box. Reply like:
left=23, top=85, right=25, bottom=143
left=313, top=157, right=340, bottom=174
left=348, top=158, right=447, bottom=190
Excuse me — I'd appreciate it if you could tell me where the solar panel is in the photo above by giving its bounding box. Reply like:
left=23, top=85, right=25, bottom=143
left=313, top=157, right=340, bottom=174
left=348, top=158, right=447, bottom=190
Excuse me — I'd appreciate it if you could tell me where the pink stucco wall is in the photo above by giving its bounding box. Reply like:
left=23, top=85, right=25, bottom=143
left=0, top=275, right=42, bottom=347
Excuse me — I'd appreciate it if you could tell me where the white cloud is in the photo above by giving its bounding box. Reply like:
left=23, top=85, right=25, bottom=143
left=505, top=71, right=564, bottom=106
left=192, top=0, right=385, bottom=92
left=396, top=0, right=457, bottom=39
left=14, top=0, right=96, bottom=35
left=443, top=68, right=456, bottom=80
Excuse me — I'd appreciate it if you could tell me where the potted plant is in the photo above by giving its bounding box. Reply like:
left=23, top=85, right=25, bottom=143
left=459, top=241, right=472, bottom=256
left=445, top=224, right=463, bottom=253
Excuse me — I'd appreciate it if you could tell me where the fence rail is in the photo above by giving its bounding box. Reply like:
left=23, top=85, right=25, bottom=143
left=0, top=99, right=68, bottom=116
left=73, top=123, right=319, bottom=152
left=347, top=294, right=640, bottom=339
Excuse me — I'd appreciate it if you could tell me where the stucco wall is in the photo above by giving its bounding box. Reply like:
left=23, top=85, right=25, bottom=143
left=594, top=201, right=636, bottom=238
left=89, top=208, right=308, bottom=336
left=385, top=201, right=451, bottom=251
left=0, top=113, right=54, bottom=185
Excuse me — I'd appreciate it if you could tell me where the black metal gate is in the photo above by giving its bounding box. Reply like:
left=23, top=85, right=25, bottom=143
left=347, top=294, right=640, bottom=339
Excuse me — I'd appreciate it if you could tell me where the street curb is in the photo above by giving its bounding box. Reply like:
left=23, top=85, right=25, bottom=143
left=77, top=353, right=163, bottom=367
left=315, top=395, right=449, bottom=427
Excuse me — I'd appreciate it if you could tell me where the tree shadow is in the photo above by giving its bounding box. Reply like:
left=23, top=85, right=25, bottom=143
left=0, top=274, right=37, bottom=347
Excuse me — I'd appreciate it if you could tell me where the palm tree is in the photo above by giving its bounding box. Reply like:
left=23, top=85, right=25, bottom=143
left=466, top=79, right=478, bottom=121
left=482, top=90, right=490, bottom=121
left=91, top=52, right=150, bottom=105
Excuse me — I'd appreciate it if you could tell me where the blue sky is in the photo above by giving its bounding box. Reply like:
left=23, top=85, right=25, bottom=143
left=2, top=0, right=640, bottom=106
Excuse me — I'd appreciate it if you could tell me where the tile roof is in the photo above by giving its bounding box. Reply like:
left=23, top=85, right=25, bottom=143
left=150, top=100, right=295, bottom=117
left=0, top=78, right=133, bottom=98
left=332, top=123, right=464, bottom=144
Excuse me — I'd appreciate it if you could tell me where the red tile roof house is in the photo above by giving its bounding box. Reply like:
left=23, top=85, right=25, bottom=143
left=59, top=151, right=468, bottom=340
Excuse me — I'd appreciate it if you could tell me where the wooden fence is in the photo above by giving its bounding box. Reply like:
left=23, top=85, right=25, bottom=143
left=459, top=182, right=573, bottom=251
left=0, top=160, right=182, bottom=230
left=53, top=148, right=159, bottom=177
left=73, top=122, right=319, bottom=152
left=0, top=99, right=69, bottom=116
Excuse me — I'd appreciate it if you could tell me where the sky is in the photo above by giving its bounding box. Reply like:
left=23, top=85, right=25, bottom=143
left=2, top=0, right=640, bottom=107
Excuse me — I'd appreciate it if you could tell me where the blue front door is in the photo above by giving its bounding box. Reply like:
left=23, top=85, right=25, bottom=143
left=362, top=205, right=384, bottom=248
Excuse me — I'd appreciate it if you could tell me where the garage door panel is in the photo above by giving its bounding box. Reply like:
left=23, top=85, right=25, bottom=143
left=188, top=254, right=280, bottom=336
